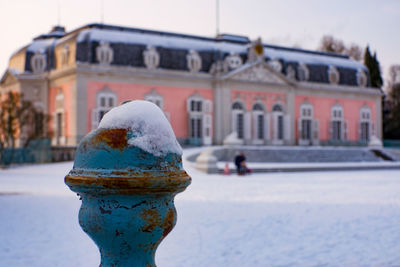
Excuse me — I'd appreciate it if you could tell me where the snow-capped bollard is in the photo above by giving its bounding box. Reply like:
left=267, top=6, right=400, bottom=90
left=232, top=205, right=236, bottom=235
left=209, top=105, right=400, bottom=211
left=65, top=101, right=191, bottom=267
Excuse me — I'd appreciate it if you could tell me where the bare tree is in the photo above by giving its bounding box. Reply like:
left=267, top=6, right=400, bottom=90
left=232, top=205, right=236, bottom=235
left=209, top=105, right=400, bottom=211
left=318, top=35, right=345, bottom=54
left=318, top=35, right=363, bottom=61
left=0, top=92, right=50, bottom=165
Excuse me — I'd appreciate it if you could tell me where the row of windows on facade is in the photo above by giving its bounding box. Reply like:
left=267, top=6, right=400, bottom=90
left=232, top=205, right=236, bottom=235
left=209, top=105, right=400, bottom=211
left=231, top=101, right=373, bottom=143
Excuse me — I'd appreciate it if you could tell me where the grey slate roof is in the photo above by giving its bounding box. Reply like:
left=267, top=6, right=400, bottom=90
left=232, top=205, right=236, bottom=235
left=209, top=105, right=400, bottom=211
left=21, top=23, right=371, bottom=87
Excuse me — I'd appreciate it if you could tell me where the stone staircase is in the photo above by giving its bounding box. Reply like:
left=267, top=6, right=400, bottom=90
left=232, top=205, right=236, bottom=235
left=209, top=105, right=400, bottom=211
left=212, top=147, right=384, bottom=163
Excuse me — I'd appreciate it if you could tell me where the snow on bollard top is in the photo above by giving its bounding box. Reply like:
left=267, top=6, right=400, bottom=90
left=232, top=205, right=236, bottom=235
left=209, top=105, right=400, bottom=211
left=98, top=100, right=182, bottom=157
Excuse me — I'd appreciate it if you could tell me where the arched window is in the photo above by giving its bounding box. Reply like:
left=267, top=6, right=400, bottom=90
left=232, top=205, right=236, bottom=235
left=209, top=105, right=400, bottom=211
left=145, top=89, right=163, bottom=109
left=272, top=103, right=284, bottom=142
left=54, top=88, right=65, bottom=145
left=252, top=102, right=265, bottom=141
left=359, top=106, right=372, bottom=141
left=92, top=89, right=117, bottom=130
left=232, top=101, right=245, bottom=139
left=330, top=104, right=345, bottom=141
left=299, top=104, right=313, bottom=142
left=186, top=95, right=212, bottom=145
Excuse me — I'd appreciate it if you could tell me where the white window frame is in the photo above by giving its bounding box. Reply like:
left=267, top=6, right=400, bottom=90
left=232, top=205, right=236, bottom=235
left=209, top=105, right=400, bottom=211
left=298, top=103, right=313, bottom=145
left=53, top=89, right=65, bottom=146
left=145, top=89, right=164, bottom=110
left=330, top=104, right=346, bottom=141
left=359, top=106, right=372, bottom=141
left=92, top=91, right=117, bottom=130
left=232, top=101, right=245, bottom=142
left=272, top=103, right=285, bottom=145
left=252, top=102, right=266, bottom=145
left=187, top=95, right=213, bottom=145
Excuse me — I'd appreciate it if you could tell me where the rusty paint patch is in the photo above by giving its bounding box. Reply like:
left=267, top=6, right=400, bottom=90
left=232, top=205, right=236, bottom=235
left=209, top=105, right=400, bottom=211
left=162, top=208, right=175, bottom=237
left=91, top=128, right=128, bottom=151
left=140, top=209, right=161, bottom=233
left=99, top=206, right=112, bottom=214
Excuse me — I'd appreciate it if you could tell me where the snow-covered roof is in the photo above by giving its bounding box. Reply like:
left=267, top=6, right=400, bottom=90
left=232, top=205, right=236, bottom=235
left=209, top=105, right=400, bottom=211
left=26, top=38, right=57, bottom=53
left=76, top=26, right=366, bottom=70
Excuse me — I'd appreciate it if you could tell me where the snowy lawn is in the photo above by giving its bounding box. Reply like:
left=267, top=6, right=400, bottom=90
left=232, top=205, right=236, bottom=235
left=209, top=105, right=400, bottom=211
left=1, top=154, right=400, bottom=266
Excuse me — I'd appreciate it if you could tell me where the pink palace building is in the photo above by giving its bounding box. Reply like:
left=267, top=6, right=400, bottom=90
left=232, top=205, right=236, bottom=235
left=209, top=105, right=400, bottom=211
left=0, top=24, right=382, bottom=147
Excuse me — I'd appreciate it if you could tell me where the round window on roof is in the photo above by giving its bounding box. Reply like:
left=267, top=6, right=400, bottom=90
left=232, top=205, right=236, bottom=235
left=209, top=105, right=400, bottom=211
left=286, top=65, right=296, bottom=80
left=143, top=46, right=160, bottom=70
left=357, top=69, right=367, bottom=87
left=31, top=51, right=47, bottom=73
left=268, top=59, right=282, bottom=73
left=226, top=53, right=242, bottom=70
left=328, top=66, right=340, bottom=84
left=187, top=50, right=202, bottom=73
left=96, top=41, right=113, bottom=65
left=298, top=63, right=309, bottom=81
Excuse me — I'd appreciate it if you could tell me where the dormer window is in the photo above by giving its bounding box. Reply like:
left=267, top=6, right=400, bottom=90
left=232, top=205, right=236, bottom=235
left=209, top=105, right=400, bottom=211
left=31, top=51, right=46, bottom=73
left=61, top=44, right=70, bottom=67
left=143, top=46, right=160, bottom=70
left=268, top=59, right=282, bottom=73
left=298, top=63, right=309, bottom=81
left=285, top=65, right=296, bottom=80
left=225, top=53, right=242, bottom=70
left=328, top=66, right=340, bottom=84
left=96, top=41, right=113, bottom=65
left=357, top=69, right=367, bottom=87
left=187, top=50, right=202, bottom=73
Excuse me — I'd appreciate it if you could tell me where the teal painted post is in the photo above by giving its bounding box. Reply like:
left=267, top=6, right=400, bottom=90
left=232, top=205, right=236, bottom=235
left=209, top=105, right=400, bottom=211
left=65, top=125, right=191, bottom=266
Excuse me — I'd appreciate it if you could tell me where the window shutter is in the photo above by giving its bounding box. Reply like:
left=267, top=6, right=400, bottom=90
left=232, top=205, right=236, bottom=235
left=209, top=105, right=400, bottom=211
left=204, top=99, right=212, bottom=113
left=61, top=112, right=65, bottom=137
left=244, top=112, right=251, bottom=141
left=52, top=113, right=57, bottom=135
left=264, top=113, right=270, bottom=140
left=231, top=112, right=237, bottom=135
left=343, top=120, right=348, bottom=140
left=357, top=121, right=361, bottom=140
left=252, top=112, right=258, bottom=140
left=186, top=98, right=192, bottom=112
left=297, top=118, right=302, bottom=140
left=371, top=122, right=375, bottom=138
left=313, top=119, right=319, bottom=142
left=202, top=114, right=212, bottom=145
left=329, top=120, right=333, bottom=140
left=284, top=114, right=290, bottom=141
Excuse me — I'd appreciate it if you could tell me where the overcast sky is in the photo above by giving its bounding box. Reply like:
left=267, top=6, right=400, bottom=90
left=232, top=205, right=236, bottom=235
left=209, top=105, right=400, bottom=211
left=0, top=0, right=399, bottom=85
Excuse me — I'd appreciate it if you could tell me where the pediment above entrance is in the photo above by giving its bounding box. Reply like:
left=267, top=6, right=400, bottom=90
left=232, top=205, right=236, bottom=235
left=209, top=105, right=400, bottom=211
left=223, top=61, right=290, bottom=85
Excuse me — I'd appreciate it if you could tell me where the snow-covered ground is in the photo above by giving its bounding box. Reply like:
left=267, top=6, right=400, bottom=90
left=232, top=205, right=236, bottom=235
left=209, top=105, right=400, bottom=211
left=1, top=150, right=400, bottom=266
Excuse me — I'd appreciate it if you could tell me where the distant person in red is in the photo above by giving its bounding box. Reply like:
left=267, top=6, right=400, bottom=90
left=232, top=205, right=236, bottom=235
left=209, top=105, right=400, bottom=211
left=234, top=152, right=249, bottom=175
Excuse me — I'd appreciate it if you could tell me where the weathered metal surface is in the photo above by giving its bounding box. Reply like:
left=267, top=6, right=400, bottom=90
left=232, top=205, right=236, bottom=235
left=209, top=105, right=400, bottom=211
left=65, top=127, right=191, bottom=267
